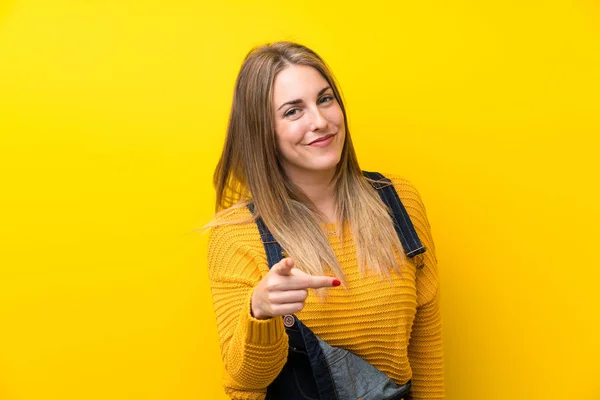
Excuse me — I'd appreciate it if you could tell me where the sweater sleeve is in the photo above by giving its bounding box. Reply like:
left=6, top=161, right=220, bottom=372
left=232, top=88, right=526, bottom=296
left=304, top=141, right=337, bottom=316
left=387, top=174, right=445, bottom=400
left=406, top=288, right=445, bottom=400
left=207, top=220, right=289, bottom=400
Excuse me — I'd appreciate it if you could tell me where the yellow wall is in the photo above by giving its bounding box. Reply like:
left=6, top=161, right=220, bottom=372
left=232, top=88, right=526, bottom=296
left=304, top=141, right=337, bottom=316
left=1, top=0, right=599, bottom=398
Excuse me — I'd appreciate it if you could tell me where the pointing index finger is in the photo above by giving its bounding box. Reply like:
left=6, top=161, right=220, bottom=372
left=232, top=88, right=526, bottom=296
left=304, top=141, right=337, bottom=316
left=306, top=275, right=341, bottom=289
left=285, top=274, right=341, bottom=290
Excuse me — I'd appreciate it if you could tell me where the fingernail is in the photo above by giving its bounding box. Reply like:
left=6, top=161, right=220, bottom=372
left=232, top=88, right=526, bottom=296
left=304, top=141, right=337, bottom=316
left=332, top=279, right=341, bottom=287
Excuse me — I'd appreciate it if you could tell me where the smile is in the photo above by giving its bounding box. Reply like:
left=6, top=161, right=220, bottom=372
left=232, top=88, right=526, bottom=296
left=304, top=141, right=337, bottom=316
left=307, top=134, right=335, bottom=147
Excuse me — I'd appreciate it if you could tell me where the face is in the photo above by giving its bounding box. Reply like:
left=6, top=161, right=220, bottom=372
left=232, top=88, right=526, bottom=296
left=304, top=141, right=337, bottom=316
left=271, top=64, right=346, bottom=182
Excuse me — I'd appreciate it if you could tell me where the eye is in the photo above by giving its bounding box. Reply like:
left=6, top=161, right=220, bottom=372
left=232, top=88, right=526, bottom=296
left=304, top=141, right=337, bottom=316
left=319, top=95, right=334, bottom=104
left=284, top=108, right=299, bottom=118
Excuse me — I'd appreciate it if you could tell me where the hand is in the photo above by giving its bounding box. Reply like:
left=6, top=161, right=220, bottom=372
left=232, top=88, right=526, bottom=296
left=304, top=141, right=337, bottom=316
left=250, top=258, right=340, bottom=320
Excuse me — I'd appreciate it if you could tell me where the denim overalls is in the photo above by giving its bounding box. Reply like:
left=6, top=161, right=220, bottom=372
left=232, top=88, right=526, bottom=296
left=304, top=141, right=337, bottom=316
left=247, top=171, right=427, bottom=400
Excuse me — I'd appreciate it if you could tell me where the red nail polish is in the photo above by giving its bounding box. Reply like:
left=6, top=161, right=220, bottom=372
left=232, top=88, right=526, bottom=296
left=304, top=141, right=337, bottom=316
left=332, top=279, right=341, bottom=287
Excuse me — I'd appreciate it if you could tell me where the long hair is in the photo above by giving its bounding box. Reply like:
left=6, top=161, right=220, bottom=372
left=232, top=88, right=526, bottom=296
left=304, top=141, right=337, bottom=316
left=207, top=41, right=407, bottom=284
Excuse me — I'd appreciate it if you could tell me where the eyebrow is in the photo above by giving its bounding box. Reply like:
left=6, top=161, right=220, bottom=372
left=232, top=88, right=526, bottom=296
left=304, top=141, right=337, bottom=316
left=277, top=86, right=332, bottom=111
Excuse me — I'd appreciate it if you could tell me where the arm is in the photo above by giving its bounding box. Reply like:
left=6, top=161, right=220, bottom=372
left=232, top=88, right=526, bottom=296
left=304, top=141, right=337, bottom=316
left=406, top=288, right=445, bottom=400
left=207, top=223, right=289, bottom=399
left=388, top=174, right=445, bottom=399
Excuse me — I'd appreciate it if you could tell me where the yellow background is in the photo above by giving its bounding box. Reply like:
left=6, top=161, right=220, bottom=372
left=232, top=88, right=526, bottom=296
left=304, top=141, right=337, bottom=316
left=1, top=0, right=599, bottom=399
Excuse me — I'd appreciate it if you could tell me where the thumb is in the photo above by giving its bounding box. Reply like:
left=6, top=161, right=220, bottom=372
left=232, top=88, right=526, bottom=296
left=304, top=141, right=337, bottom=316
left=271, top=257, right=294, bottom=276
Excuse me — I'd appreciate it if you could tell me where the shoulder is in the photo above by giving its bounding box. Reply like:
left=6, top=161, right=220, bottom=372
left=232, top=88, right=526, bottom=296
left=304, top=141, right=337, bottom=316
left=207, top=204, right=269, bottom=280
left=207, top=204, right=261, bottom=249
left=208, top=204, right=252, bottom=238
left=375, top=172, right=430, bottom=223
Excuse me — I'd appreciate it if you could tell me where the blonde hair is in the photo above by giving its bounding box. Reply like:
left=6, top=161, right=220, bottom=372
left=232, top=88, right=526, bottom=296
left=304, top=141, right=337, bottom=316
left=206, top=41, right=407, bottom=284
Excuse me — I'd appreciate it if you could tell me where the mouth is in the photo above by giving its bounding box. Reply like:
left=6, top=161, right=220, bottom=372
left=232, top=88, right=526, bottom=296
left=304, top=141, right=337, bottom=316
left=307, top=133, right=336, bottom=146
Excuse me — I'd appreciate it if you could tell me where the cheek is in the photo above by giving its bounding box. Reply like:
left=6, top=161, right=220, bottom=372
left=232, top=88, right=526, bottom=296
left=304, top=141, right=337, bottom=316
left=274, top=125, right=301, bottom=162
left=328, top=105, right=345, bottom=127
left=276, top=121, right=308, bottom=146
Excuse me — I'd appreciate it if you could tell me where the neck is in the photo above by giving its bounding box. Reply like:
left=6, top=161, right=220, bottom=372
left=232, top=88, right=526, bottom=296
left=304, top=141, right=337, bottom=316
left=285, top=167, right=337, bottom=223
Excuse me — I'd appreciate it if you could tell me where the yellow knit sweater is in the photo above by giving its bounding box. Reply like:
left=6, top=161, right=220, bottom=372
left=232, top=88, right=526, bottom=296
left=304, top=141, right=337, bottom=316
left=207, top=173, right=444, bottom=400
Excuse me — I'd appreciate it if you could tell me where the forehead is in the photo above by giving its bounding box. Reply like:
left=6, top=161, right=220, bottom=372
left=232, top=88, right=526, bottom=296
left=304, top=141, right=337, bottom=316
left=272, top=65, right=328, bottom=103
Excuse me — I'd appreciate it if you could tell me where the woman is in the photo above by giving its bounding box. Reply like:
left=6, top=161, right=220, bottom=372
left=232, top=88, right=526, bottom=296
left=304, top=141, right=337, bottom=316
left=206, top=41, right=444, bottom=400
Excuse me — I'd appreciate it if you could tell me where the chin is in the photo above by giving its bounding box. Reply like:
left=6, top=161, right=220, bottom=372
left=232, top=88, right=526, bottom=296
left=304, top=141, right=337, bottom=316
left=309, top=157, right=342, bottom=172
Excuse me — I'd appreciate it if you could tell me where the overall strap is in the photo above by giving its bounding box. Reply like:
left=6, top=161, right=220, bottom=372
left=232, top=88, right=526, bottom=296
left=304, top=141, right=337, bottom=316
left=246, top=202, right=285, bottom=268
left=362, top=171, right=427, bottom=263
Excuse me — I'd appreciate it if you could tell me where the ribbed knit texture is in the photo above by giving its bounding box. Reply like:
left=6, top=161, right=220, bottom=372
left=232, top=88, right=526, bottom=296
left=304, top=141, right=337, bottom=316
left=207, top=174, right=444, bottom=399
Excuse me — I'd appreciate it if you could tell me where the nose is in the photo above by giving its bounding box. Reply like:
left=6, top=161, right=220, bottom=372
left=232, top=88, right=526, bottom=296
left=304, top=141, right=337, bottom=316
left=309, top=108, right=328, bottom=131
